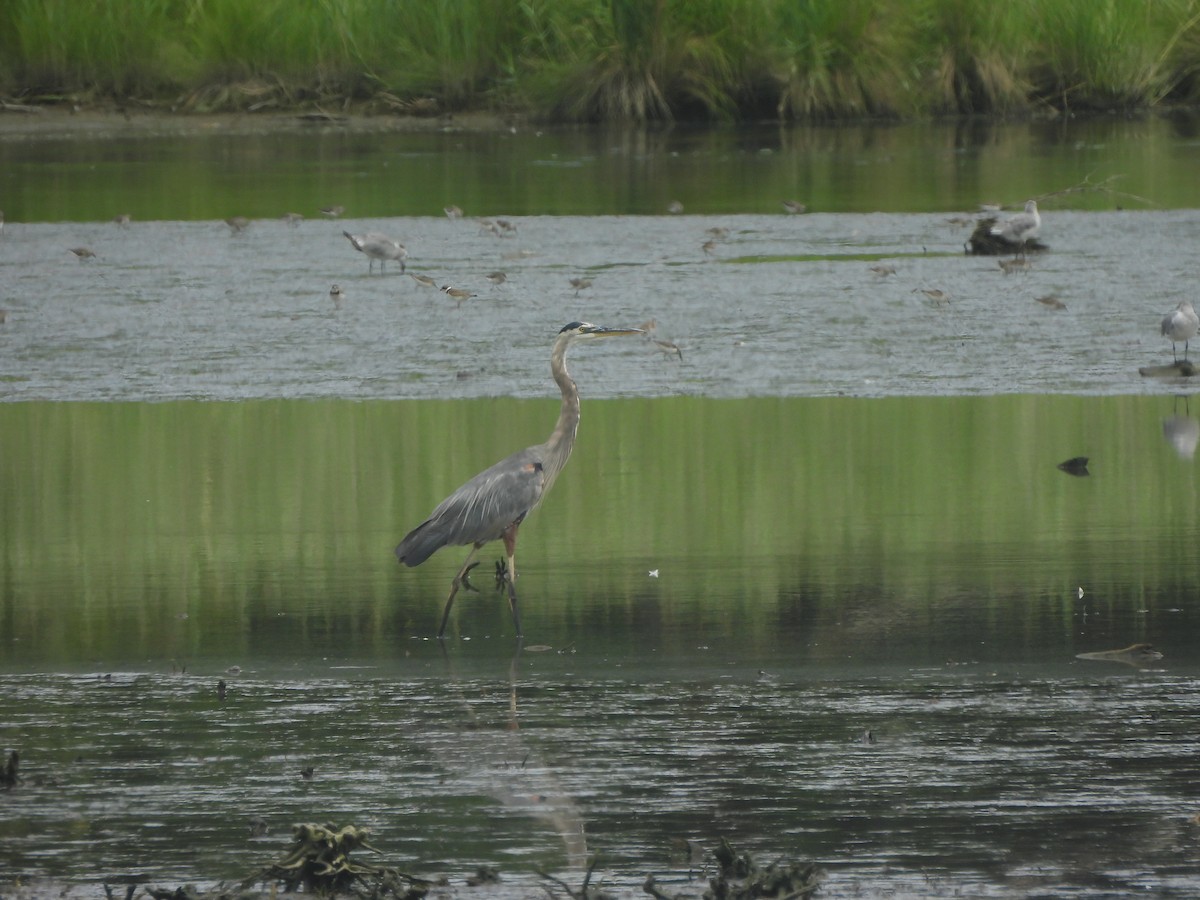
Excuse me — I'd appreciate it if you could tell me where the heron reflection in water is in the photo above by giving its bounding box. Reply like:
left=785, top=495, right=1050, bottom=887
left=395, top=322, right=643, bottom=638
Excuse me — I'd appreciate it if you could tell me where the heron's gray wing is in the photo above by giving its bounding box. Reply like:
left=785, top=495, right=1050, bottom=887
left=395, top=447, right=546, bottom=567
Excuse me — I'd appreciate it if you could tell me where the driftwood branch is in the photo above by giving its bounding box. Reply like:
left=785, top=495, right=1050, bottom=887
left=1034, top=172, right=1157, bottom=209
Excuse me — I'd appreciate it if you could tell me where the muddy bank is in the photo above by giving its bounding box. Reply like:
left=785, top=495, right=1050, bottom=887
left=0, top=104, right=519, bottom=141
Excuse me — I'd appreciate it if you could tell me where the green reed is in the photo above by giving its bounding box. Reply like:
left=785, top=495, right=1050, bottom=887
left=1, top=0, right=1198, bottom=120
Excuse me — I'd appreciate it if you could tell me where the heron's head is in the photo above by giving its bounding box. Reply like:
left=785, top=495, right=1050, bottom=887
left=558, top=321, right=644, bottom=340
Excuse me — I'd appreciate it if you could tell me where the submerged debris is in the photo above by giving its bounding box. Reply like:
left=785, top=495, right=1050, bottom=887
left=1, top=749, right=18, bottom=788
left=538, top=857, right=614, bottom=899
left=705, top=838, right=819, bottom=899
left=1076, top=643, right=1164, bottom=667
left=241, top=823, right=432, bottom=897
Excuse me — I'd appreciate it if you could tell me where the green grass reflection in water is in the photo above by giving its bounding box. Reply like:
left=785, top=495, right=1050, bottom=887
left=2, top=395, right=1197, bottom=668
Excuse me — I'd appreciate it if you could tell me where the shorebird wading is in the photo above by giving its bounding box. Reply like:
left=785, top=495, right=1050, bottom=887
left=343, top=231, right=407, bottom=274
left=1161, top=300, right=1199, bottom=363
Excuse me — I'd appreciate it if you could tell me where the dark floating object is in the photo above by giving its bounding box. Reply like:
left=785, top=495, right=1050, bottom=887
left=966, top=216, right=1048, bottom=256
left=1057, top=456, right=1090, bottom=476
left=1139, top=360, right=1197, bottom=378
left=1076, top=643, right=1164, bottom=667
left=1, top=749, right=18, bottom=789
left=466, top=866, right=501, bottom=886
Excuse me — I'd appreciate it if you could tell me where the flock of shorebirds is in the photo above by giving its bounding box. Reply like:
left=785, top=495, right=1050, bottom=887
left=322, top=203, right=687, bottom=360
left=4, top=197, right=1196, bottom=367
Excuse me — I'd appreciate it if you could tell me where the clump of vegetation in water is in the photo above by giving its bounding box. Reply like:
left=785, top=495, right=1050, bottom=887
left=238, top=823, right=432, bottom=897
left=1, top=0, right=1199, bottom=120
left=704, top=837, right=819, bottom=899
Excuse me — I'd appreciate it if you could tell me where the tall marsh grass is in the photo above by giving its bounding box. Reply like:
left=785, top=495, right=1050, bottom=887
left=1, top=0, right=1198, bottom=120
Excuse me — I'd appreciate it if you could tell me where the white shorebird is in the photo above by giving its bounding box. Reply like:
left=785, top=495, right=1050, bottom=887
left=343, top=231, right=407, bottom=273
left=990, top=200, right=1040, bottom=254
left=1161, top=300, right=1199, bottom=363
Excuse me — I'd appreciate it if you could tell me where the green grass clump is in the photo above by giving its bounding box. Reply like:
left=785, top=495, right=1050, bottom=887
left=513, top=0, right=747, bottom=122
left=1026, top=0, right=1190, bottom=109
left=772, top=0, right=917, bottom=119
left=1, top=0, right=1200, bottom=121
left=914, top=0, right=1030, bottom=114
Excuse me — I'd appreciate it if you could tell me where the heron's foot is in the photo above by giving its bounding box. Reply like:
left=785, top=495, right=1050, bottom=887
left=460, top=561, right=481, bottom=594
left=494, top=559, right=510, bottom=591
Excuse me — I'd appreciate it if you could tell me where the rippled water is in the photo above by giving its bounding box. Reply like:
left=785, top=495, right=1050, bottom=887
left=1, top=210, right=1199, bottom=401
left=5, top=653, right=1199, bottom=899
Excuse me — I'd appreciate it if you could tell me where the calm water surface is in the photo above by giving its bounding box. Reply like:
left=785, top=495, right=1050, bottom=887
left=2, top=118, right=1200, bottom=897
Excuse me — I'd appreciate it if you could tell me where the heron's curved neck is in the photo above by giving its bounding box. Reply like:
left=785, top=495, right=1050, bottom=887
left=544, top=335, right=580, bottom=482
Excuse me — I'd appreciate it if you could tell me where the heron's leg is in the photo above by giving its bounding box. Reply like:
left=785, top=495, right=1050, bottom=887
left=501, top=523, right=523, bottom=638
left=438, top=545, right=482, bottom=638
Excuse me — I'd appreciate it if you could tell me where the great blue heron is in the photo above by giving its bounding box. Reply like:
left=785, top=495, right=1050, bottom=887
left=343, top=230, right=407, bottom=273
left=395, top=322, right=643, bottom=638
left=1161, top=300, right=1199, bottom=363
left=989, top=199, right=1040, bottom=254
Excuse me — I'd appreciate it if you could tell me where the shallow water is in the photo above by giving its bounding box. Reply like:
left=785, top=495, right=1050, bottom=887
left=2, top=210, right=1199, bottom=400
left=5, top=659, right=1200, bottom=899
left=3, top=117, right=1200, bottom=898
left=3, top=394, right=1199, bottom=896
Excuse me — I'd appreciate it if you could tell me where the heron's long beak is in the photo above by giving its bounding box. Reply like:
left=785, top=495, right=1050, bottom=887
left=584, top=326, right=644, bottom=337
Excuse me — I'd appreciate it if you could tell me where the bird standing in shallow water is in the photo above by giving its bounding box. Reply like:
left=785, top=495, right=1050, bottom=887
left=395, top=322, right=643, bottom=638
left=990, top=199, right=1040, bottom=255
left=1161, top=300, right=1199, bottom=363
left=343, top=231, right=407, bottom=273
left=440, top=285, right=476, bottom=306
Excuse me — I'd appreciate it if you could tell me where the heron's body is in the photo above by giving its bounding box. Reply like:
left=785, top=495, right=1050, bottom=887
left=343, top=231, right=407, bottom=273
left=989, top=199, right=1040, bottom=248
left=1161, top=300, right=1199, bottom=363
left=395, top=322, right=641, bottom=637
